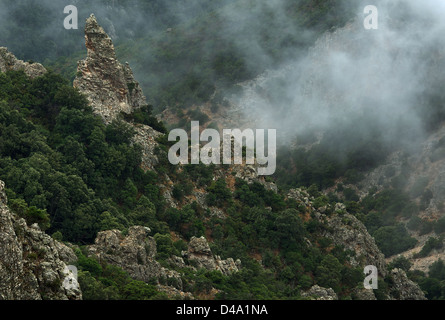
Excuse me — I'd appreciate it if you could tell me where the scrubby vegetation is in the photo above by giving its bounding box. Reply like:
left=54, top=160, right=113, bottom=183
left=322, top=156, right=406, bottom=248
left=0, top=69, right=392, bottom=300
left=4, top=0, right=445, bottom=301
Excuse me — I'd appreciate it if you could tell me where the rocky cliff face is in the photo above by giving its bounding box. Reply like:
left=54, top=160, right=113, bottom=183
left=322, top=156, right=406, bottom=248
left=85, top=228, right=240, bottom=299
left=86, top=226, right=184, bottom=290
left=287, top=189, right=387, bottom=275
left=186, top=236, right=241, bottom=276
left=390, top=268, right=426, bottom=300
left=73, top=14, right=146, bottom=124
left=287, top=187, right=426, bottom=300
left=0, top=47, right=46, bottom=79
left=74, top=15, right=160, bottom=171
left=0, top=180, right=81, bottom=300
left=356, top=127, right=445, bottom=273
left=301, top=285, right=338, bottom=300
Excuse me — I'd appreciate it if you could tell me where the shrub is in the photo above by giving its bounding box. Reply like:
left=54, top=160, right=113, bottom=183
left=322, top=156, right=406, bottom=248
left=373, top=224, right=417, bottom=257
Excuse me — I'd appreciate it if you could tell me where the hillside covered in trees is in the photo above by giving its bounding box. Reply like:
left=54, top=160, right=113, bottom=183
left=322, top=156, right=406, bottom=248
left=2, top=0, right=445, bottom=301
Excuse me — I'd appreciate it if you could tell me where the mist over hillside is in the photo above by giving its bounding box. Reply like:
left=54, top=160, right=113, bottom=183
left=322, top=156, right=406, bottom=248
left=231, top=0, right=445, bottom=140
left=0, top=0, right=355, bottom=107
left=3, top=0, right=445, bottom=302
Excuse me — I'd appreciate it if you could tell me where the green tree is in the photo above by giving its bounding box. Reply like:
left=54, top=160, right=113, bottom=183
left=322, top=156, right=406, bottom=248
left=373, top=224, right=417, bottom=257
left=274, top=209, right=306, bottom=249
left=315, top=254, right=343, bottom=293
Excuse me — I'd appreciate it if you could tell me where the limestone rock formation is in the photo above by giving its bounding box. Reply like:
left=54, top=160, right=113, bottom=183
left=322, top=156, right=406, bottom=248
left=287, top=187, right=427, bottom=300
left=0, top=47, right=46, bottom=79
left=156, top=284, right=194, bottom=300
left=352, top=288, right=377, bottom=300
left=390, top=268, right=427, bottom=300
left=320, top=213, right=388, bottom=277
left=87, top=226, right=184, bottom=290
left=301, top=285, right=338, bottom=300
left=74, top=14, right=146, bottom=124
left=74, top=15, right=161, bottom=171
left=287, top=188, right=387, bottom=277
left=186, top=236, right=240, bottom=275
left=131, top=124, right=162, bottom=170
left=0, top=180, right=81, bottom=300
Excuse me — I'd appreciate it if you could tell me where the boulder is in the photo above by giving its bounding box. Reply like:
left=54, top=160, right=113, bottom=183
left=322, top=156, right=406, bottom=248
left=0, top=47, right=46, bottom=79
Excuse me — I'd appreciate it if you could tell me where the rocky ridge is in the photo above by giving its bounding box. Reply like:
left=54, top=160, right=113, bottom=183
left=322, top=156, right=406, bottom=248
left=86, top=226, right=186, bottom=294
left=0, top=13, right=430, bottom=301
left=86, top=228, right=240, bottom=298
left=0, top=180, right=81, bottom=300
left=342, top=123, right=445, bottom=273
left=287, top=187, right=426, bottom=300
left=0, top=47, right=46, bottom=79
left=301, top=285, right=338, bottom=300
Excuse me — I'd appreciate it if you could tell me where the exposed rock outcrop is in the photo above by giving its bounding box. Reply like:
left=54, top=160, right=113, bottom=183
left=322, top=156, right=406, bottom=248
left=320, top=213, right=388, bottom=277
left=301, top=285, right=338, bottom=300
left=390, top=268, right=427, bottom=300
left=0, top=47, right=46, bottom=79
left=185, top=236, right=241, bottom=275
left=0, top=180, right=81, bottom=300
left=74, top=14, right=146, bottom=124
left=74, top=15, right=161, bottom=171
left=156, top=284, right=194, bottom=300
left=352, top=288, right=377, bottom=300
left=287, top=187, right=427, bottom=300
left=86, top=226, right=184, bottom=290
left=132, top=124, right=162, bottom=170
left=287, top=188, right=387, bottom=277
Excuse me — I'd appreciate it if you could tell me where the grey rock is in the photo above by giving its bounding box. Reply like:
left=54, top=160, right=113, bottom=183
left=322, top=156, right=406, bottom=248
left=0, top=47, right=46, bottom=79
left=74, top=14, right=146, bottom=124
left=54, top=242, right=78, bottom=265
left=352, top=288, right=377, bottom=300
left=168, top=255, right=186, bottom=269
left=288, top=188, right=387, bottom=276
left=73, top=15, right=165, bottom=175
left=87, top=226, right=184, bottom=290
left=0, top=180, right=81, bottom=300
left=157, top=284, right=194, bottom=300
left=287, top=188, right=427, bottom=299
left=62, top=265, right=82, bottom=300
left=321, top=212, right=388, bottom=277
left=301, top=285, right=338, bottom=300
left=390, top=268, right=427, bottom=300
left=187, top=236, right=240, bottom=275
left=131, top=124, right=162, bottom=171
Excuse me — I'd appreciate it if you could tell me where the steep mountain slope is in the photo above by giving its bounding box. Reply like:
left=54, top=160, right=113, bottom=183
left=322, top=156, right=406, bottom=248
left=0, top=10, right=430, bottom=301
left=213, top=2, right=445, bottom=281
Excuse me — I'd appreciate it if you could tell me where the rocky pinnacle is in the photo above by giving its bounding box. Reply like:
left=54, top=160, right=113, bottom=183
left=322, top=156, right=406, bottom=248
left=73, top=14, right=146, bottom=124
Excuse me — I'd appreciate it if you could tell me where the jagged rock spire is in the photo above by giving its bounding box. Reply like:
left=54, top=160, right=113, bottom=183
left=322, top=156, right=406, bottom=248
left=84, top=14, right=117, bottom=60
left=73, top=14, right=146, bottom=124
